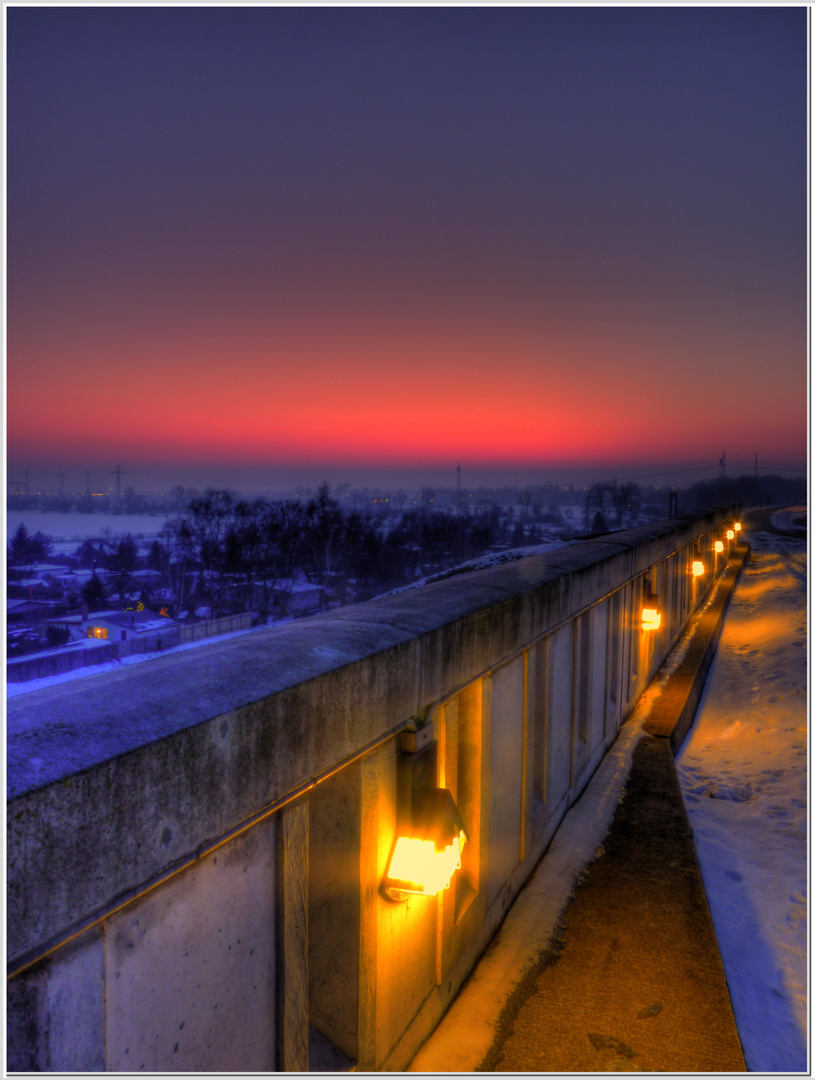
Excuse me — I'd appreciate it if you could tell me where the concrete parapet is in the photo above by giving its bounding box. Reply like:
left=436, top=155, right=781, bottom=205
left=7, top=506, right=741, bottom=1071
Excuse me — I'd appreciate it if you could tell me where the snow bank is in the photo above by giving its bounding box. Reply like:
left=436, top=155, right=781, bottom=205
left=770, top=504, right=807, bottom=534
left=383, top=537, right=569, bottom=597
left=676, top=525, right=807, bottom=1071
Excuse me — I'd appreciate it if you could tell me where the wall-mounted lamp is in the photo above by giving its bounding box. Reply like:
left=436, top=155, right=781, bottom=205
left=726, top=529, right=735, bottom=540
left=383, top=723, right=468, bottom=902
left=691, top=542, right=705, bottom=577
left=734, top=521, right=742, bottom=532
left=714, top=539, right=724, bottom=553
left=641, top=575, right=661, bottom=631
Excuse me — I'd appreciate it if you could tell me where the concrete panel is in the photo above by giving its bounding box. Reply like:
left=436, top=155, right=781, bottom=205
left=309, top=763, right=361, bottom=1061
left=588, top=601, right=608, bottom=751
left=276, top=799, right=309, bottom=1071
left=46, top=929, right=106, bottom=1071
left=105, top=817, right=275, bottom=1073
left=530, top=638, right=547, bottom=813
left=7, top=926, right=105, bottom=1072
left=357, top=749, right=381, bottom=1072
left=7, top=971, right=42, bottom=1072
left=487, top=657, right=524, bottom=905
left=546, top=625, right=573, bottom=811
left=572, top=613, right=592, bottom=780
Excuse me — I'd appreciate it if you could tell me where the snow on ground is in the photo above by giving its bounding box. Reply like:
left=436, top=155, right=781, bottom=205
left=770, top=506, right=808, bottom=535
left=6, top=510, right=170, bottom=547
left=676, top=510, right=807, bottom=1072
left=6, top=622, right=279, bottom=700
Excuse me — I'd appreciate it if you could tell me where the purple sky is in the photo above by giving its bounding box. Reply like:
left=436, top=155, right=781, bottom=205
left=7, top=7, right=807, bottom=495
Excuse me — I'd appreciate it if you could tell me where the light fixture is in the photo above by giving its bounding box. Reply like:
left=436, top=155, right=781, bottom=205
left=714, top=539, right=724, bottom=553
left=726, top=529, right=735, bottom=540
left=734, top=521, right=742, bottom=532
left=384, top=723, right=468, bottom=901
left=641, top=575, right=661, bottom=631
left=691, top=542, right=705, bottom=577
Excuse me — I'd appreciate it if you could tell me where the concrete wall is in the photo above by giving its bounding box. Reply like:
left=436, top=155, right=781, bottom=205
left=7, top=509, right=739, bottom=1071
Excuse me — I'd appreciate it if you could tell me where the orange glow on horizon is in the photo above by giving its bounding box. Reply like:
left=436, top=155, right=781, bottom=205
left=8, top=316, right=806, bottom=470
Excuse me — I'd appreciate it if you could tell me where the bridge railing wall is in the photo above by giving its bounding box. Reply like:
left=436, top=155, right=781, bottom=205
left=7, top=508, right=738, bottom=1071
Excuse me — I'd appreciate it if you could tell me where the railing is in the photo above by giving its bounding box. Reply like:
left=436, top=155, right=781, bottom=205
left=6, top=507, right=739, bottom=1072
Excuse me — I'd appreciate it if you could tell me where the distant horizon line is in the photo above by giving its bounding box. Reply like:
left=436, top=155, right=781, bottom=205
left=6, top=459, right=807, bottom=501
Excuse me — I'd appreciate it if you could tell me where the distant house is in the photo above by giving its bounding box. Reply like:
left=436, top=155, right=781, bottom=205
left=47, top=608, right=177, bottom=643
left=55, top=568, right=111, bottom=594
left=6, top=598, right=60, bottom=624
left=7, top=563, right=72, bottom=582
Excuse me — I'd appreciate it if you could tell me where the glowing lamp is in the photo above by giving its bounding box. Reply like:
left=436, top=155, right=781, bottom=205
left=726, top=529, right=735, bottom=540
left=734, top=522, right=742, bottom=532
left=641, top=589, right=661, bottom=631
left=714, top=540, right=724, bottom=553
left=692, top=560, right=705, bottom=577
left=384, top=725, right=468, bottom=901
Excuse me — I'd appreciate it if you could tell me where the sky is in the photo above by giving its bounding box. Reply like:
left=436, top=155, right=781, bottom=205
left=6, top=6, right=808, bottom=495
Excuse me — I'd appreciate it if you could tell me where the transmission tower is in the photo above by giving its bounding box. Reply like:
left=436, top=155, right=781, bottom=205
left=112, top=464, right=126, bottom=500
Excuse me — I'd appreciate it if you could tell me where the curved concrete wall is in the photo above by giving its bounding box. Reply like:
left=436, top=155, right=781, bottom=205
left=7, top=507, right=739, bottom=1071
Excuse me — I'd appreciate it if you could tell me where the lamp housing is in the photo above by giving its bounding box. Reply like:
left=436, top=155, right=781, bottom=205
left=641, top=588, right=661, bottom=631
left=714, top=539, right=724, bottom=553
left=383, top=726, right=468, bottom=902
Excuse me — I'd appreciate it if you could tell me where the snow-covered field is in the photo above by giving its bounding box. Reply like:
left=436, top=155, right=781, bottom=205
left=676, top=509, right=807, bottom=1072
left=6, top=510, right=170, bottom=548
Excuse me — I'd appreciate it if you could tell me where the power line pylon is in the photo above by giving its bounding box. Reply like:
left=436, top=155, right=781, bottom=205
left=112, top=464, right=126, bottom=500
